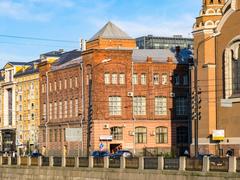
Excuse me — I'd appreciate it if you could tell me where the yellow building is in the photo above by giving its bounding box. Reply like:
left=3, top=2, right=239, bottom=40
left=0, top=50, right=64, bottom=154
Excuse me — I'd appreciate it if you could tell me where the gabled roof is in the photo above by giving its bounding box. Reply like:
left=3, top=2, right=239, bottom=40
left=89, top=21, right=132, bottom=41
left=52, top=50, right=81, bottom=66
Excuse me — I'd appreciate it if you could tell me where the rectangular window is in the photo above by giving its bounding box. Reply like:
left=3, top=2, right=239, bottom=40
left=109, top=96, right=121, bottom=116
left=175, top=97, right=188, bottom=116
left=49, top=82, right=52, bottom=92
left=183, top=74, right=189, bottom=85
left=59, top=80, right=62, bottom=90
left=162, top=74, right=168, bottom=85
left=70, top=78, right=73, bottom=88
left=112, top=73, right=118, bottom=84
left=54, top=129, right=58, bottom=142
left=104, top=73, right=110, bottom=85
left=111, top=127, right=123, bottom=140
left=119, top=73, right=125, bottom=85
left=59, top=101, right=62, bottom=119
left=141, top=74, right=146, bottom=85
left=75, top=77, right=78, bottom=88
left=132, top=74, right=138, bottom=85
left=43, top=103, right=46, bottom=120
left=49, top=103, right=52, bottom=120
left=174, top=74, right=180, bottom=85
left=49, top=129, right=53, bottom=142
left=54, top=81, right=57, bottom=91
left=42, top=84, right=45, bottom=93
left=54, top=102, right=57, bottom=119
left=19, top=95, right=22, bottom=102
left=64, top=79, right=67, bottom=89
left=59, top=129, right=62, bottom=142
left=133, top=97, right=146, bottom=115
left=155, top=97, right=167, bottom=115
left=153, top=74, right=159, bottom=85
left=135, top=127, right=147, bottom=144
left=43, top=130, right=46, bottom=142
left=69, top=100, right=73, bottom=117
left=64, top=100, right=68, bottom=118
left=75, top=99, right=78, bottom=117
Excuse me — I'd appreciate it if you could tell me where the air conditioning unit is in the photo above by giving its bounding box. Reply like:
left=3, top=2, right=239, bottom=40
left=127, top=92, right=133, bottom=97
left=128, top=131, right=135, bottom=136
left=170, top=92, right=175, bottom=98
left=150, top=131, right=156, bottom=136
left=103, top=124, right=109, bottom=129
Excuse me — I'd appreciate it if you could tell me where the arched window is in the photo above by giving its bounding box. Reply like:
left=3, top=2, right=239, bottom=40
left=135, top=127, right=147, bottom=144
left=156, top=127, right=168, bottom=144
left=232, top=45, right=240, bottom=95
left=110, top=127, right=123, bottom=140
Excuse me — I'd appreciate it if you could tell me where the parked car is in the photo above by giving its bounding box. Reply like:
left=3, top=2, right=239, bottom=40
left=31, top=152, right=43, bottom=158
left=110, top=150, right=133, bottom=159
left=91, top=151, right=110, bottom=158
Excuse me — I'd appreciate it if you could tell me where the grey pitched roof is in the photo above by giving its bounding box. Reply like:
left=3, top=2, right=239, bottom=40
left=89, top=21, right=132, bottom=41
left=8, top=62, right=26, bottom=66
left=52, top=50, right=81, bottom=66
left=132, top=48, right=193, bottom=64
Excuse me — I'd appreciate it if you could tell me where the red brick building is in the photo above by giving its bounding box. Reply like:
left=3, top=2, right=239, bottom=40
left=82, top=22, right=192, bottom=156
left=39, top=50, right=83, bottom=156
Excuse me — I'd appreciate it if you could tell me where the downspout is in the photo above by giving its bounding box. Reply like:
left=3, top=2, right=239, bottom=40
left=80, top=61, right=85, bottom=156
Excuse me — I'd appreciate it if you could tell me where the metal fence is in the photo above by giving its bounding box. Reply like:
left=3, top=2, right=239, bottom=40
left=11, top=157, right=17, bottom=165
left=93, top=157, right=104, bottom=168
left=2, top=157, right=8, bottom=165
left=144, top=157, right=158, bottom=169
left=31, top=157, right=38, bottom=166
left=66, top=157, right=75, bottom=167
left=53, top=157, right=62, bottom=167
left=42, top=157, right=49, bottom=166
left=236, top=158, right=240, bottom=172
left=186, top=158, right=203, bottom=171
left=209, top=157, right=229, bottom=172
left=21, top=157, right=28, bottom=166
left=164, top=158, right=179, bottom=170
left=79, top=157, right=88, bottom=167
left=109, top=158, right=120, bottom=168
left=126, top=157, right=139, bottom=169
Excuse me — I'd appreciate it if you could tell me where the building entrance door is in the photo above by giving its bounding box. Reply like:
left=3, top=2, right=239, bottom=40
left=110, top=144, right=121, bottom=154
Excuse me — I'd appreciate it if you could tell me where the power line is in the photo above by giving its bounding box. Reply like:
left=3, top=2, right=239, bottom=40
left=0, top=34, right=80, bottom=44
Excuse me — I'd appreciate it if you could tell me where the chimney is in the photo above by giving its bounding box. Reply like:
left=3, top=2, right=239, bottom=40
left=175, top=46, right=181, bottom=55
left=146, top=56, right=152, bottom=63
left=167, top=57, right=173, bottom=63
left=80, top=39, right=86, bottom=51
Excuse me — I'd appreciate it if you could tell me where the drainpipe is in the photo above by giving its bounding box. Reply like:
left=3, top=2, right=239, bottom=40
left=80, top=62, right=85, bottom=157
left=45, top=71, right=49, bottom=156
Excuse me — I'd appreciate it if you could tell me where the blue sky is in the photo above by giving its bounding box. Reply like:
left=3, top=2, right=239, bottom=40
left=0, top=0, right=201, bottom=67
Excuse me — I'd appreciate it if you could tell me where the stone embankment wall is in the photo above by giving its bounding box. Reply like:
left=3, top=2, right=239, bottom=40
left=0, top=166, right=240, bottom=180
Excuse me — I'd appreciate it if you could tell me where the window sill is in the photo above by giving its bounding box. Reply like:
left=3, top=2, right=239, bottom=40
left=221, top=98, right=240, bottom=107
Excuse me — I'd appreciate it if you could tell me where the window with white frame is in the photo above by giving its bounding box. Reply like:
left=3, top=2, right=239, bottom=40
left=64, top=100, right=68, bottom=118
left=64, top=79, right=67, bottom=89
left=119, top=73, right=125, bottom=85
left=141, top=74, right=147, bottom=85
left=156, top=127, right=168, bottom=144
left=175, top=97, right=188, bottom=116
left=49, top=82, right=52, bottom=92
left=69, top=99, right=73, bottom=117
left=153, top=74, right=160, bottom=85
left=49, top=103, right=52, bottom=120
left=54, top=81, right=57, bottom=91
left=75, top=77, right=78, bottom=88
left=183, top=74, right=189, bottom=85
left=59, top=80, right=62, bottom=90
left=70, top=78, right=73, bottom=88
left=155, top=96, right=167, bottom=115
left=162, top=74, right=168, bottom=85
left=135, top=127, right=147, bottom=144
left=109, top=96, right=121, bottom=115
left=112, top=73, right=118, bottom=84
left=75, top=99, right=78, bottom=117
left=104, top=73, right=110, bottom=85
left=43, top=103, right=46, bottom=120
left=54, top=102, right=57, bottom=119
left=133, top=96, right=146, bottom=115
left=59, top=101, right=62, bottom=119
left=132, top=73, right=138, bottom=85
